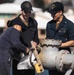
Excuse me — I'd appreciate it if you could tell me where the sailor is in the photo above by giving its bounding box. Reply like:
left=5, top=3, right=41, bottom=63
left=46, top=2, right=74, bottom=75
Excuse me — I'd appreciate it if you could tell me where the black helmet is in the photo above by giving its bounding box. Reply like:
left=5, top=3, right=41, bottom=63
left=21, top=1, right=33, bottom=12
left=48, top=2, right=64, bottom=15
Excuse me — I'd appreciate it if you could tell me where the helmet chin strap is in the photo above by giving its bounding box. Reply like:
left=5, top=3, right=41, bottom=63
left=22, top=14, right=29, bottom=22
left=20, top=14, right=28, bottom=26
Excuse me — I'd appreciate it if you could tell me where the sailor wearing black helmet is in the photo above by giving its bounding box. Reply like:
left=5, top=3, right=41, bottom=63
left=20, top=1, right=33, bottom=21
left=46, top=2, right=74, bottom=75
left=7, top=1, right=39, bottom=75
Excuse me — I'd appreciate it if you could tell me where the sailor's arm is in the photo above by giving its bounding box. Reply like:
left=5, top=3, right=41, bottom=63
left=60, top=40, right=74, bottom=48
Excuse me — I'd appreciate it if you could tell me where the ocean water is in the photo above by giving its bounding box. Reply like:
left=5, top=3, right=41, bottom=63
left=10, top=69, right=49, bottom=75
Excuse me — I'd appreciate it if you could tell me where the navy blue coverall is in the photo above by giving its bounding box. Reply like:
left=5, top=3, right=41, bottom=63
left=0, top=27, right=26, bottom=75
left=7, top=15, right=39, bottom=75
left=46, top=16, right=74, bottom=75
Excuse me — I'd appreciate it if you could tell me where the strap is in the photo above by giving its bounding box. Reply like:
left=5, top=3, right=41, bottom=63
left=19, top=15, right=28, bottom=26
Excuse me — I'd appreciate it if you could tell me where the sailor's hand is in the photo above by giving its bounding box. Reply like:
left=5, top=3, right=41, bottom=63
left=31, top=41, right=37, bottom=47
left=25, top=48, right=30, bottom=55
